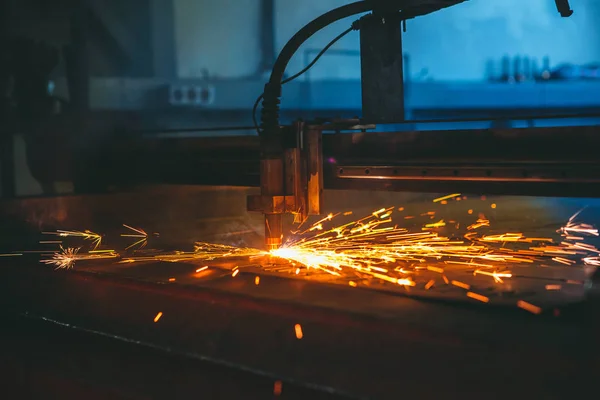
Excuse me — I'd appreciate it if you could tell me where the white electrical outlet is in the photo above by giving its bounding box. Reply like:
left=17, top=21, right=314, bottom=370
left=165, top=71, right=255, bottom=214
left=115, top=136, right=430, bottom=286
left=169, top=84, right=215, bottom=106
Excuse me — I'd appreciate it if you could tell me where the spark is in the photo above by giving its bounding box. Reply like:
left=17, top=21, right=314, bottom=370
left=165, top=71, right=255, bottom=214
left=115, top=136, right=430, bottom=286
left=467, top=218, right=490, bottom=230
left=120, top=242, right=265, bottom=264
left=41, top=201, right=600, bottom=316
left=424, top=220, right=446, bottom=228
left=427, top=266, right=444, bottom=273
left=154, top=312, right=163, bottom=322
left=566, top=279, right=583, bottom=285
left=273, top=381, right=283, bottom=396
left=42, top=230, right=103, bottom=249
left=545, top=284, right=561, bottom=291
left=294, top=324, right=303, bottom=339
left=121, top=224, right=148, bottom=250
left=559, top=210, right=599, bottom=237
left=41, top=246, right=118, bottom=269
left=467, top=292, right=489, bottom=303
left=517, top=300, right=542, bottom=315
left=451, top=280, right=470, bottom=290
left=433, top=193, right=461, bottom=203
left=473, top=269, right=512, bottom=283
left=263, top=204, right=599, bottom=312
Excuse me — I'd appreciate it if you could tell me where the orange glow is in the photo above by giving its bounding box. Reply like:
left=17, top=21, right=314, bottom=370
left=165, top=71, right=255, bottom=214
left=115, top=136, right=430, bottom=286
left=294, top=324, right=303, bottom=339
left=43, top=204, right=600, bottom=317
left=517, top=300, right=542, bottom=315
left=153, top=312, right=163, bottom=322
left=467, top=292, right=489, bottom=303
left=273, top=381, right=283, bottom=396
left=451, top=280, right=470, bottom=290
left=427, top=266, right=444, bottom=274
left=433, top=193, right=461, bottom=203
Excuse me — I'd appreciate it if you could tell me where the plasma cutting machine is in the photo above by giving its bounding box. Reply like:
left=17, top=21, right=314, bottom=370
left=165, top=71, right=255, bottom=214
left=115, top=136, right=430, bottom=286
left=13, top=0, right=598, bottom=252
left=248, top=0, right=583, bottom=250
left=4, top=2, right=600, bottom=398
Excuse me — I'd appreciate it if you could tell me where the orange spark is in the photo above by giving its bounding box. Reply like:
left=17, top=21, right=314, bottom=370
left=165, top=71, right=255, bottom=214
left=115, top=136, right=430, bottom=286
left=294, top=324, right=303, bottom=339
left=467, top=292, right=489, bottom=303
left=517, top=300, right=542, bottom=315
left=433, top=193, right=461, bottom=203
left=451, top=280, right=470, bottom=290
left=273, top=381, right=283, bottom=396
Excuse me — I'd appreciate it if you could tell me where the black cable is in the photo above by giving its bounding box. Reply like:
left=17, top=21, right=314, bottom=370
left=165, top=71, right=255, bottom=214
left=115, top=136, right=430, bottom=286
left=252, top=26, right=355, bottom=134
left=259, top=2, right=371, bottom=155
left=267, top=2, right=369, bottom=91
left=282, top=26, right=353, bottom=85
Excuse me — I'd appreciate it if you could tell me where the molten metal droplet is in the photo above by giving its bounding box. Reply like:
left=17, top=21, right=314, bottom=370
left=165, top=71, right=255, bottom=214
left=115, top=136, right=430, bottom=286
left=294, top=324, right=303, bottom=340
left=273, top=381, right=283, bottom=396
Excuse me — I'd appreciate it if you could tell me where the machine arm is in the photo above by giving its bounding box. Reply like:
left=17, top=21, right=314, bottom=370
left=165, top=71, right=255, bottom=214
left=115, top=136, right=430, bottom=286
left=555, top=0, right=574, bottom=17
left=257, top=0, right=468, bottom=250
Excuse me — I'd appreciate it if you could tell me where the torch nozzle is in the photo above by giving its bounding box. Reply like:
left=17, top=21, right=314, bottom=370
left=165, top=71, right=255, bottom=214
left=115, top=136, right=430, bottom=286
left=264, top=214, right=283, bottom=250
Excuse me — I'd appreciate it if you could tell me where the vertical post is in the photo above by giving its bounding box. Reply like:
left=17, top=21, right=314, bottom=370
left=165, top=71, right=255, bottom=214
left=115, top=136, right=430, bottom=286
left=0, top=136, right=15, bottom=198
left=360, top=14, right=405, bottom=123
left=257, top=0, right=276, bottom=75
left=68, top=2, right=90, bottom=113
left=305, top=127, right=323, bottom=215
left=0, top=0, right=15, bottom=198
left=261, top=158, right=284, bottom=250
left=151, top=0, right=177, bottom=77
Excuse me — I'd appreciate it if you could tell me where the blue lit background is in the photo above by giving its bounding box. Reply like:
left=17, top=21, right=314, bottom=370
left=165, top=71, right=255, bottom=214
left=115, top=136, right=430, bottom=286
left=163, top=0, right=600, bottom=132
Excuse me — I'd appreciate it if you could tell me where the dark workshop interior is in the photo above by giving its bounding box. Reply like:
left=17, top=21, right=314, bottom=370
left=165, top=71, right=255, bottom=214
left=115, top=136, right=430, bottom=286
left=1, top=0, right=600, bottom=399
